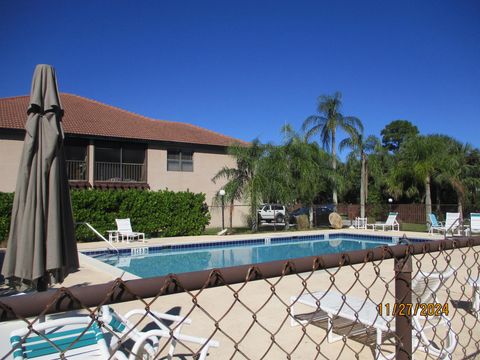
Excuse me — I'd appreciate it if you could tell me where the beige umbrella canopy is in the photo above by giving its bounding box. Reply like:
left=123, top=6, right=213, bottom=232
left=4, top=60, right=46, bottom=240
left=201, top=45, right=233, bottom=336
left=1, top=64, right=78, bottom=290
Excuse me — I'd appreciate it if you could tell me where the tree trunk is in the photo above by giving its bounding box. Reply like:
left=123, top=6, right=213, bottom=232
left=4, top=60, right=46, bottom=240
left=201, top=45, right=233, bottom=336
left=360, top=153, right=366, bottom=218
left=364, top=158, right=368, bottom=203
left=309, top=205, right=314, bottom=228
left=332, top=129, right=337, bottom=208
left=229, top=200, right=234, bottom=229
left=425, top=175, right=432, bottom=223
left=457, top=191, right=463, bottom=216
left=435, top=185, right=441, bottom=214
left=250, top=186, right=257, bottom=231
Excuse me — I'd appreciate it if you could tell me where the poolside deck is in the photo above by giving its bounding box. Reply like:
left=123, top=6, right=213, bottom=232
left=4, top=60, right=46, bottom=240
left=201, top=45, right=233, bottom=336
left=1, top=229, right=477, bottom=359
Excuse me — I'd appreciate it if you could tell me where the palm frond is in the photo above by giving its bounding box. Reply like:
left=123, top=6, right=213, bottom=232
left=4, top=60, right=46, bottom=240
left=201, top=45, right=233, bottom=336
left=342, top=116, right=364, bottom=134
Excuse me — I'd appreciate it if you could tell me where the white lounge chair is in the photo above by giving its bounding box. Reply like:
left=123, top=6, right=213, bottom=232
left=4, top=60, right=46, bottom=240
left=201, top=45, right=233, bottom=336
left=428, top=213, right=444, bottom=234
left=366, top=212, right=399, bottom=231
left=466, top=275, right=479, bottom=317
left=115, top=218, right=145, bottom=243
left=352, top=217, right=367, bottom=230
left=467, top=213, right=480, bottom=235
left=290, top=267, right=457, bottom=359
left=428, top=212, right=462, bottom=236
left=101, top=305, right=219, bottom=360
left=10, top=317, right=111, bottom=359
left=444, top=212, right=462, bottom=236
left=443, top=212, right=462, bottom=236
left=10, top=307, right=219, bottom=360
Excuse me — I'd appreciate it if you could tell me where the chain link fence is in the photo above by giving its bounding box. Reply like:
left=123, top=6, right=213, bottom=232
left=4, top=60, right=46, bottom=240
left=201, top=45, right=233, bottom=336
left=1, top=237, right=479, bottom=359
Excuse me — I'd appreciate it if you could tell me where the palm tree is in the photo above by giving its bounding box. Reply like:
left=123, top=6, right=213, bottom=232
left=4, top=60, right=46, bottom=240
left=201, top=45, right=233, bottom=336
left=280, top=124, right=331, bottom=226
left=339, top=131, right=379, bottom=218
left=257, top=142, right=293, bottom=206
left=302, top=92, right=363, bottom=207
left=211, top=179, right=242, bottom=230
left=361, top=139, right=390, bottom=201
left=212, top=139, right=265, bottom=231
left=462, top=148, right=480, bottom=208
left=389, top=135, right=446, bottom=222
left=439, top=139, right=480, bottom=215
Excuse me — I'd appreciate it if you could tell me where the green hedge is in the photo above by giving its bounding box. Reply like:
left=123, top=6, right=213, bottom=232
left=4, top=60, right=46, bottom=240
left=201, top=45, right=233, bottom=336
left=0, top=189, right=210, bottom=242
left=0, top=192, right=14, bottom=242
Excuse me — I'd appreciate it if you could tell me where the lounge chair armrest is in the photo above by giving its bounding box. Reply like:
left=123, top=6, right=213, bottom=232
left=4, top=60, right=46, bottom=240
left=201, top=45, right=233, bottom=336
left=123, top=309, right=192, bottom=326
left=129, top=329, right=219, bottom=360
left=136, top=329, right=219, bottom=347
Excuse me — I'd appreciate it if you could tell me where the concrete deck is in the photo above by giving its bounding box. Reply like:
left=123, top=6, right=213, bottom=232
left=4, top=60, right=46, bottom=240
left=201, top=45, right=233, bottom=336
left=1, top=229, right=478, bottom=359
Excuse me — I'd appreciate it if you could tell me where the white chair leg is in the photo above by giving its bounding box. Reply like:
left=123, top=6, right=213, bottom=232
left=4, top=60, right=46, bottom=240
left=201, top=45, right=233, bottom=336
left=375, top=328, right=395, bottom=359
left=326, top=313, right=342, bottom=343
left=289, top=297, right=305, bottom=326
left=198, top=345, right=210, bottom=360
left=167, top=327, right=184, bottom=359
left=375, top=328, right=381, bottom=359
left=473, top=286, right=480, bottom=316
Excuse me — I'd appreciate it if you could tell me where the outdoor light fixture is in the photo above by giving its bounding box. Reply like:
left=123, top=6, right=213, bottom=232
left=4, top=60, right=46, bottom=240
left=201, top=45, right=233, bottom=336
left=219, top=189, right=226, bottom=230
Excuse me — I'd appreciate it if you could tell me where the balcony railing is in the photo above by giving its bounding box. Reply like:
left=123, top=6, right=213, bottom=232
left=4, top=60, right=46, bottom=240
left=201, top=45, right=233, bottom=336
left=94, top=161, right=146, bottom=182
left=66, top=160, right=87, bottom=181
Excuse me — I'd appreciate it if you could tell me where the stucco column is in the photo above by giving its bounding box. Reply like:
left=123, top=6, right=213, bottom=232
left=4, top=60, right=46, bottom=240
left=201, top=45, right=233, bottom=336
left=88, top=142, right=94, bottom=185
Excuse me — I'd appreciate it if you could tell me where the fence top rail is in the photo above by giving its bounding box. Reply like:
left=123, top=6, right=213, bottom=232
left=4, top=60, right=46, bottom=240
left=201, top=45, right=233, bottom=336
left=1, top=236, right=479, bottom=322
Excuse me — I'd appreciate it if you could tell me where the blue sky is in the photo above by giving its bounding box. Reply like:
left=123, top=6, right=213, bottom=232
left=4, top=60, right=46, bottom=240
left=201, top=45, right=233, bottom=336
left=1, top=1, right=479, bottom=151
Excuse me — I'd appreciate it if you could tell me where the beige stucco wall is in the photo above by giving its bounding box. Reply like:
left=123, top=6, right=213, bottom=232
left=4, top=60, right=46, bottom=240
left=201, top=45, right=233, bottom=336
left=147, top=147, right=248, bottom=228
left=0, top=136, right=23, bottom=192
left=0, top=136, right=248, bottom=228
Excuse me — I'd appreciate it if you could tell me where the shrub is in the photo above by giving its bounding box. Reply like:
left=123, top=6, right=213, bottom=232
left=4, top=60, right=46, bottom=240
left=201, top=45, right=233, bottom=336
left=366, top=191, right=388, bottom=222
left=0, top=189, right=211, bottom=242
left=73, top=189, right=211, bottom=241
left=296, top=214, right=310, bottom=230
left=0, top=192, right=14, bottom=242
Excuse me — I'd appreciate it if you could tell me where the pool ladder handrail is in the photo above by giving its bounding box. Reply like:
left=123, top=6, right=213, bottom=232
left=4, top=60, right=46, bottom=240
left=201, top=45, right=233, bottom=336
left=76, top=222, right=120, bottom=255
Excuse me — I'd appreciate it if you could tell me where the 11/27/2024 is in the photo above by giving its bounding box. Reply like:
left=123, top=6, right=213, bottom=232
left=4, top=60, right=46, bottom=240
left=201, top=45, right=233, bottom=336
left=378, top=303, right=449, bottom=317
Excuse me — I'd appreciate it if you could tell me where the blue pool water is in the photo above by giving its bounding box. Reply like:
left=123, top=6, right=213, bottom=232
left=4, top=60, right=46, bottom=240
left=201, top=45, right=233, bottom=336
left=84, top=233, right=406, bottom=279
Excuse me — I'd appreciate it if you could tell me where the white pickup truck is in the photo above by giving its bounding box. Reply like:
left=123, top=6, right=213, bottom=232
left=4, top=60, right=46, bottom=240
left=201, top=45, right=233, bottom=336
left=257, top=204, right=287, bottom=223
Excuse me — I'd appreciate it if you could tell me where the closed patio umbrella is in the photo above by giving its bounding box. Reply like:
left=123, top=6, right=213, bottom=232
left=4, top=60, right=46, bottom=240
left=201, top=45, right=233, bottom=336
left=1, top=64, right=78, bottom=291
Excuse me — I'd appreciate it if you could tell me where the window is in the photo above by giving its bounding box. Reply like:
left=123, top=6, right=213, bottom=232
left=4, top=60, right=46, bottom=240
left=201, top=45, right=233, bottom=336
left=94, top=142, right=146, bottom=182
left=167, top=151, right=193, bottom=172
left=95, top=147, right=121, bottom=163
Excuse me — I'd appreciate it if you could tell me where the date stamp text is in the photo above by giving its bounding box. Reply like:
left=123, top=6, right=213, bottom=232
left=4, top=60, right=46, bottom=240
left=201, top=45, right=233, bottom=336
left=378, top=303, right=449, bottom=316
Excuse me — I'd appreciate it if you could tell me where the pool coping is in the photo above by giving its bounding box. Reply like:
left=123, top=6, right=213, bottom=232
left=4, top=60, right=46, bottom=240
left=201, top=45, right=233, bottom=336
left=80, top=230, right=439, bottom=256
left=78, top=229, right=443, bottom=279
left=78, top=253, right=140, bottom=280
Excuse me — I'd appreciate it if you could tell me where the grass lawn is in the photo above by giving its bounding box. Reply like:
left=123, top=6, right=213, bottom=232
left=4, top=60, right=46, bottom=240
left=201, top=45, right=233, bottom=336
left=204, top=223, right=428, bottom=235
left=203, top=226, right=297, bottom=235
left=400, top=223, right=428, bottom=232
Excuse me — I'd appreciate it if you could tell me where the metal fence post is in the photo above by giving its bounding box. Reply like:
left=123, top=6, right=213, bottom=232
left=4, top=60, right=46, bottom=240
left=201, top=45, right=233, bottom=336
left=395, top=253, right=413, bottom=360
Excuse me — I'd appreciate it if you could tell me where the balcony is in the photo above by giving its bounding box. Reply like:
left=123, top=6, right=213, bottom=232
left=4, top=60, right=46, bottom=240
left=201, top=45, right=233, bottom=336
left=94, top=161, right=147, bottom=188
left=66, top=160, right=87, bottom=181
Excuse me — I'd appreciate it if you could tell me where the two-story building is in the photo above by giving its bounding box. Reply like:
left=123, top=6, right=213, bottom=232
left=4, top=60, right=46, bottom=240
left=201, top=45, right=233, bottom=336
left=0, top=93, right=247, bottom=228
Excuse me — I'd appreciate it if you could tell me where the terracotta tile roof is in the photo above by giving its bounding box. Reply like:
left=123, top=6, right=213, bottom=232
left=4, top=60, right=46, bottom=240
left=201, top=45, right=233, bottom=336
left=0, top=93, right=245, bottom=147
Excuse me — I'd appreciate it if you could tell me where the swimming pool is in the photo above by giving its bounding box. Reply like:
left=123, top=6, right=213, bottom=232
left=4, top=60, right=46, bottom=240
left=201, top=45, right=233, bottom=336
left=83, top=233, right=420, bottom=279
